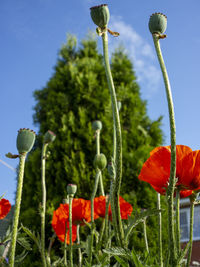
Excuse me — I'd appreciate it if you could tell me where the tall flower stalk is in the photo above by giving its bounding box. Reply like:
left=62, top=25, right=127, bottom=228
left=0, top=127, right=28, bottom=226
left=157, top=193, right=163, bottom=267
left=90, top=4, right=124, bottom=247
left=41, top=130, right=56, bottom=267
left=149, top=13, right=177, bottom=265
left=9, top=128, right=36, bottom=267
left=67, top=184, right=77, bottom=267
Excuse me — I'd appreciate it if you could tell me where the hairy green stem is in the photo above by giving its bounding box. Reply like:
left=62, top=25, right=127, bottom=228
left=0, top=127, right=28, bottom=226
left=69, top=196, right=73, bottom=267
left=175, top=190, right=180, bottom=254
left=157, top=193, right=163, bottom=267
left=89, top=170, right=101, bottom=264
left=143, top=219, right=149, bottom=254
left=153, top=34, right=176, bottom=265
left=41, top=143, right=48, bottom=267
left=77, top=225, right=82, bottom=267
left=102, top=31, right=124, bottom=246
left=9, top=154, right=26, bottom=267
left=64, top=221, right=68, bottom=266
left=186, top=201, right=194, bottom=267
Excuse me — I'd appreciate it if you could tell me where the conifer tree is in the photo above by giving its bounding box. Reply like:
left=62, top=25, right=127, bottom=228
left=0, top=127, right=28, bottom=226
left=20, top=35, right=165, bottom=264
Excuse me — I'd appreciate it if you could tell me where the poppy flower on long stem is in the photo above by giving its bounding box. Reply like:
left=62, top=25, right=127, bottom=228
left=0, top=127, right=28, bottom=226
left=94, top=195, right=133, bottom=220
left=52, top=198, right=99, bottom=244
left=139, top=145, right=200, bottom=195
left=0, top=198, right=11, bottom=219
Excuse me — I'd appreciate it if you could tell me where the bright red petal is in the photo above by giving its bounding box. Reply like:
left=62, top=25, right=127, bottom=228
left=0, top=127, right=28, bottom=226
left=139, top=147, right=171, bottom=188
left=0, top=199, right=11, bottom=219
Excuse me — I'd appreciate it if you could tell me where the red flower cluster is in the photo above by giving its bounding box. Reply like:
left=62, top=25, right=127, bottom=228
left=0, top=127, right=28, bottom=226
left=52, top=196, right=132, bottom=243
left=0, top=198, right=11, bottom=219
left=139, top=145, right=200, bottom=196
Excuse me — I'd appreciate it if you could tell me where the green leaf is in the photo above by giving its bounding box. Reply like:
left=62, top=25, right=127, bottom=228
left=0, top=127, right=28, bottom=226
left=103, top=247, right=132, bottom=260
left=15, top=250, right=29, bottom=264
left=21, top=224, right=41, bottom=251
left=125, top=209, right=162, bottom=243
left=130, top=249, right=144, bottom=267
left=114, top=255, right=129, bottom=267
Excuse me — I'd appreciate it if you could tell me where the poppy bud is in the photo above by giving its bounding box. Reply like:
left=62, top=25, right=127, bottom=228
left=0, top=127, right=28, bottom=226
left=93, top=153, right=107, bottom=170
left=16, top=128, right=36, bottom=154
left=149, top=13, right=167, bottom=35
left=67, top=184, right=77, bottom=196
left=44, top=130, right=56, bottom=144
left=90, top=4, right=110, bottom=29
left=92, top=120, right=102, bottom=131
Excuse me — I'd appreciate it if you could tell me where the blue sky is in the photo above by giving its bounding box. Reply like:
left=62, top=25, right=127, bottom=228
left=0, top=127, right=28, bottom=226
left=1, top=0, right=200, bottom=204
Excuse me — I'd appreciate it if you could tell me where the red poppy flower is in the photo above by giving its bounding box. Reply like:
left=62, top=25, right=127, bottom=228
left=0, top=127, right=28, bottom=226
left=94, top=195, right=133, bottom=220
left=0, top=198, right=11, bottom=219
left=52, top=198, right=99, bottom=244
left=139, top=145, right=200, bottom=195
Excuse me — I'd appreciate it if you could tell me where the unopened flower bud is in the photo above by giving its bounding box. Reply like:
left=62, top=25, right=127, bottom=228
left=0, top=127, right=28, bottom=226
left=44, top=130, right=56, bottom=144
left=67, top=184, right=77, bottom=196
left=90, top=4, right=110, bottom=29
left=17, top=128, right=36, bottom=154
left=93, top=153, right=107, bottom=170
left=92, top=120, right=102, bottom=131
left=149, top=13, right=167, bottom=35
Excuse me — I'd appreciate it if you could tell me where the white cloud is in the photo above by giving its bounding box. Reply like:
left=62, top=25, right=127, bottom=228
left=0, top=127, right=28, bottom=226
left=108, top=16, right=161, bottom=97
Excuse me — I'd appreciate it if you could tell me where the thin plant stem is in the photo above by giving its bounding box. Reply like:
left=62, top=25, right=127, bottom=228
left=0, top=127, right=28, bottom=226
left=186, top=201, right=194, bottom=267
left=175, top=190, right=181, bottom=254
left=102, top=31, right=124, bottom=246
left=69, top=196, right=73, bottom=267
left=96, top=129, right=105, bottom=196
left=157, top=193, right=163, bottom=267
left=64, top=221, right=68, bottom=266
left=152, top=34, right=176, bottom=265
left=41, top=143, right=48, bottom=267
left=77, top=225, right=82, bottom=267
left=89, top=170, right=101, bottom=264
left=143, top=219, right=149, bottom=254
left=47, top=233, right=56, bottom=266
left=9, top=153, right=26, bottom=267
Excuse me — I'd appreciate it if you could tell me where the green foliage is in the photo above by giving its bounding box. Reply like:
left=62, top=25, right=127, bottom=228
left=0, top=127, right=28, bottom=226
left=19, top=34, right=165, bottom=264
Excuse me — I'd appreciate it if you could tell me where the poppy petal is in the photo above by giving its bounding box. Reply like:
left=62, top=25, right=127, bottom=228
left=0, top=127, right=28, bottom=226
left=0, top=198, right=11, bottom=219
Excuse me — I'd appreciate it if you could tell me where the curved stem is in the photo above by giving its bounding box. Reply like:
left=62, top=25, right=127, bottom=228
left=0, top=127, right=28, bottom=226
left=186, top=201, right=194, bottom=267
left=9, top=154, right=26, bottom=267
left=41, top=143, right=48, bottom=267
left=69, top=196, right=73, bottom=267
left=157, top=193, right=163, bottom=267
left=153, top=34, right=176, bottom=265
left=102, top=31, right=124, bottom=246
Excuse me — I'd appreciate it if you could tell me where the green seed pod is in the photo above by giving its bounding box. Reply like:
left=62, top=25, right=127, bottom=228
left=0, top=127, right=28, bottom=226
left=44, top=130, right=56, bottom=144
left=16, top=128, right=36, bottom=154
left=149, top=13, right=167, bottom=35
left=92, top=120, right=102, bottom=131
left=93, top=153, right=107, bottom=170
left=67, top=184, right=77, bottom=196
left=90, top=4, right=110, bottom=29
